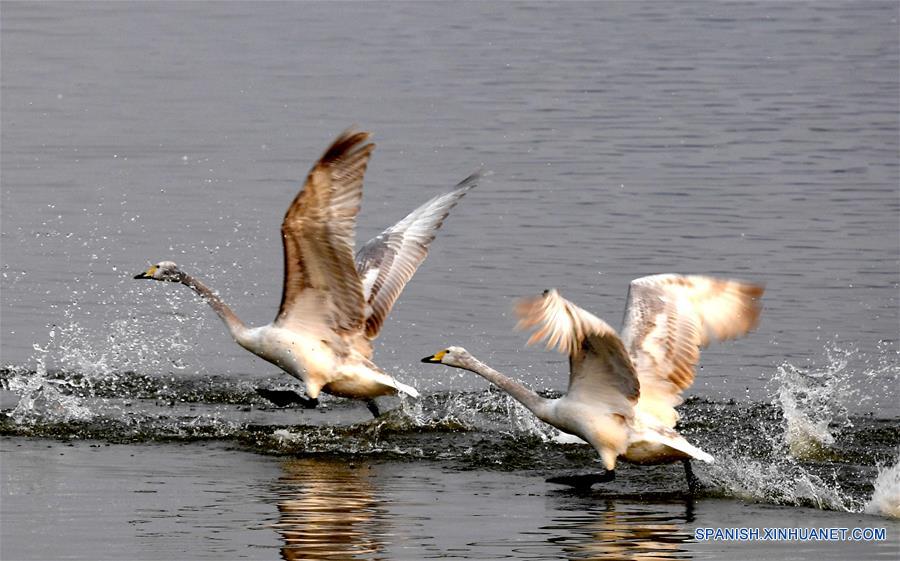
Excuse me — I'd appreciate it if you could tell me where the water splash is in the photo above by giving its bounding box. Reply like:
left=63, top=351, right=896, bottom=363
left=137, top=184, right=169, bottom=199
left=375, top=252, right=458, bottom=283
left=865, top=451, right=900, bottom=519
left=704, top=453, right=858, bottom=512
left=2, top=284, right=210, bottom=426
left=7, top=347, right=94, bottom=425
left=774, top=345, right=854, bottom=460
left=701, top=342, right=899, bottom=513
left=2, top=334, right=897, bottom=513
left=48, top=295, right=205, bottom=378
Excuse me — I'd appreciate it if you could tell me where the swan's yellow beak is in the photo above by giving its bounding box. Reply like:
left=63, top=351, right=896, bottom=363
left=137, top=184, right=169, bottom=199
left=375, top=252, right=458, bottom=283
left=134, top=265, right=157, bottom=280
left=421, top=350, right=447, bottom=364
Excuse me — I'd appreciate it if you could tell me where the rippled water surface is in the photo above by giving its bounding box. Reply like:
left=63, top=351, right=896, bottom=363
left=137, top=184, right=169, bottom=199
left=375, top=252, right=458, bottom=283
left=2, top=1, right=899, bottom=559
left=4, top=440, right=899, bottom=560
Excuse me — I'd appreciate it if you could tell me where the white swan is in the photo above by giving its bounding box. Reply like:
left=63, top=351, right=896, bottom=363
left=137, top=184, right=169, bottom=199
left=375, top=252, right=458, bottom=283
left=135, top=129, right=478, bottom=416
left=423, top=274, right=764, bottom=490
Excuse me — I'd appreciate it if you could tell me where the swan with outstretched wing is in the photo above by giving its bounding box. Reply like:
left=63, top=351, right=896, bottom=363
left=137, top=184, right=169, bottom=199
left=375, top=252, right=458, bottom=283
left=136, top=129, right=479, bottom=417
left=423, top=275, right=763, bottom=490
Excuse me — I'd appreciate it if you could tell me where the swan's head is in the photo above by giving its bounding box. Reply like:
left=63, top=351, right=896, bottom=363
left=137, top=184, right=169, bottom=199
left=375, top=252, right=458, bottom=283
left=421, top=346, right=471, bottom=368
left=133, top=261, right=184, bottom=282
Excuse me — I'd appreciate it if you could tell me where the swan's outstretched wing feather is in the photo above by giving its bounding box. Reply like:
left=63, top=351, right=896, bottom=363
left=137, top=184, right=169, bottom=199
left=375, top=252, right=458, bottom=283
left=355, top=172, right=479, bottom=338
left=621, top=274, right=764, bottom=425
left=275, top=129, right=373, bottom=332
left=515, top=290, right=639, bottom=415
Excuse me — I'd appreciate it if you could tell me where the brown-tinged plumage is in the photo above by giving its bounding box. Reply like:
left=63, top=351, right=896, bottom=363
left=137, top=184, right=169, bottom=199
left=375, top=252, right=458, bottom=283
left=276, top=129, right=372, bottom=333
left=620, top=274, right=764, bottom=426
left=423, top=275, right=763, bottom=489
left=136, top=129, right=479, bottom=415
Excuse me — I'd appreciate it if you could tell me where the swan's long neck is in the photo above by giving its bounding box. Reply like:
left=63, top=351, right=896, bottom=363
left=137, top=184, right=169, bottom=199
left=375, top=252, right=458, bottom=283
left=457, top=355, right=552, bottom=421
left=180, top=273, right=247, bottom=340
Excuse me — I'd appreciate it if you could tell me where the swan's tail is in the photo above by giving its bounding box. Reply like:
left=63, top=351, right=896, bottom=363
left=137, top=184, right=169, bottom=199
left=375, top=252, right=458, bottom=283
left=644, top=424, right=715, bottom=463
left=391, top=378, right=420, bottom=399
left=355, top=358, right=419, bottom=397
left=663, top=435, right=715, bottom=463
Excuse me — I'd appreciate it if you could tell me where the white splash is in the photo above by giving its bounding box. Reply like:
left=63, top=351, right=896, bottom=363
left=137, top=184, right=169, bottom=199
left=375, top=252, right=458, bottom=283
left=865, top=452, right=900, bottom=519
left=705, top=453, right=856, bottom=512
left=5, top=282, right=209, bottom=425
left=7, top=350, right=94, bottom=425
left=774, top=350, right=850, bottom=460
left=703, top=342, right=898, bottom=513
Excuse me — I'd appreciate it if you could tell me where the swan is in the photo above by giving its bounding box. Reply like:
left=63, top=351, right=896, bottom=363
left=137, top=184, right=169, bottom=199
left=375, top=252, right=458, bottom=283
left=422, top=274, right=764, bottom=490
left=135, top=129, right=479, bottom=417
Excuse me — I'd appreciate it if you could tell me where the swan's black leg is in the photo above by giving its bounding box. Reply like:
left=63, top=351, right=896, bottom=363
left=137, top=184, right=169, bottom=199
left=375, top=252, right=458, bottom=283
left=299, top=396, right=319, bottom=409
left=366, top=399, right=381, bottom=418
left=683, top=459, right=701, bottom=493
left=546, top=470, right=615, bottom=490
left=256, top=388, right=318, bottom=409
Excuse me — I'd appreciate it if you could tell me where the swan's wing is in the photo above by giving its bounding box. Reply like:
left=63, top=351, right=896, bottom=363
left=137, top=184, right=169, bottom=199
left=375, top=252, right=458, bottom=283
left=274, top=129, right=373, bottom=332
left=621, top=274, right=764, bottom=425
left=515, top=289, right=639, bottom=415
left=355, top=171, right=479, bottom=338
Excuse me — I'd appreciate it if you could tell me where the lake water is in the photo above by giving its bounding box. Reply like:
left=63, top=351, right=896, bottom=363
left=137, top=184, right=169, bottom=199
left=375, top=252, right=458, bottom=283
left=2, top=2, right=899, bottom=559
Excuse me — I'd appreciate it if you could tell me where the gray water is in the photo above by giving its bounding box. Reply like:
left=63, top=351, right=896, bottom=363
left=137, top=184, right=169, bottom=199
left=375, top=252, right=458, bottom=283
left=3, top=439, right=898, bottom=561
left=2, top=2, right=899, bottom=559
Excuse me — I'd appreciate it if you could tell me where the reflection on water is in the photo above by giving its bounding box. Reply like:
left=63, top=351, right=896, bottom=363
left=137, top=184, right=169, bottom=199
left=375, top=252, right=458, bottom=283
left=544, top=497, right=694, bottom=561
left=268, top=456, right=698, bottom=561
left=273, top=458, right=387, bottom=560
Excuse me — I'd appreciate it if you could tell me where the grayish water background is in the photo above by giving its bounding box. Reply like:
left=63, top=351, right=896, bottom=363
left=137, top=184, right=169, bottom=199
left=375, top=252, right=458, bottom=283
left=3, top=439, right=898, bottom=561
left=2, top=2, right=898, bottom=411
left=2, top=3, right=900, bottom=560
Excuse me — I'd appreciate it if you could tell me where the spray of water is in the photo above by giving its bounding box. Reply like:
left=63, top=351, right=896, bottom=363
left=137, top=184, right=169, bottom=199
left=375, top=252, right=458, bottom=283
left=7, top=345, right=94, bottom=425
left=3, top=283, right=209, bottom=425
left=865, top=451, right=900, bottom=519
left=775, top=345, right=853, bottom=460
left=704, top=342, right=898, bottom=513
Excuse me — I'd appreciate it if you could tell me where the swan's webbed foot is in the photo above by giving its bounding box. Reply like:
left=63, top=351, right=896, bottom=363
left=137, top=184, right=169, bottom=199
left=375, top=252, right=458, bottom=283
left=683, top=459, right=701, bottom=494
left=546, top=470, right=615, bottom=491
left=256, top=388, right=319, bottom=409
left=366, top=399, right=381, bottom=418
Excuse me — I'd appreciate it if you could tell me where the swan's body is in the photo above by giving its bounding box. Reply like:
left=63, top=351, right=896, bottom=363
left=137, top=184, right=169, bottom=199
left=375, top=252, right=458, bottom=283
left=136, top=129, right=477, bottom=412
left=234, top=324, right=416, bottom=400
left=423, top=274, right=764, bottom=488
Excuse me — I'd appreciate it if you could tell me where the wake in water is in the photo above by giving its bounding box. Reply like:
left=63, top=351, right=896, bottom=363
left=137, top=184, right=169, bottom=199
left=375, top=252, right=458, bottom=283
left=2, top=327, right=898, bottom=517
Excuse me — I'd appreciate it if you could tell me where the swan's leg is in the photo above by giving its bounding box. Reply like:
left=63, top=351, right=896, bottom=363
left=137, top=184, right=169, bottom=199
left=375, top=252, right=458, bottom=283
left=299, top=396, right=319, bottom=409
left=256, top=388, right=318, bottom=409
left=546, top=470, right=615, bottom=490
left=683, top=459, right=700, bottom=493
left=366, top=399, right=381, bottom=418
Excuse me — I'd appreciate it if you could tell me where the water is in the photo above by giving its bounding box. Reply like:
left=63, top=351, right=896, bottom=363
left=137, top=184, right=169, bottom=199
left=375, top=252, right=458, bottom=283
left=2, top=1, right=899, bottom=559
left=3, top=439, right=899, bottom=560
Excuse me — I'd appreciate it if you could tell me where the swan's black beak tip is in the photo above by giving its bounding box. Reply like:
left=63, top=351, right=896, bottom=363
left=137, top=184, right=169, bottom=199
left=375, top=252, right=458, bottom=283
left=134, top=272, right=149, bottom=279
left=421, top=355, right=437, bottom=363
